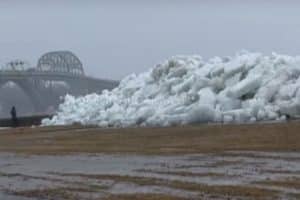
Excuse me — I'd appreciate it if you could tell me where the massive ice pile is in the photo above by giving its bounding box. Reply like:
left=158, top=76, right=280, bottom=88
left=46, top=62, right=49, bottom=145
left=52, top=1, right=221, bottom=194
left=43, top=52, right=300, bottom=127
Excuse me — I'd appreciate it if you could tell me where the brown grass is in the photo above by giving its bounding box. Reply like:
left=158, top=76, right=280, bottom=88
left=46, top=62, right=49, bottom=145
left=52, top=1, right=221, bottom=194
left=134, top=169, right=227, bottom=178
left=0, top=121, right=300, bottom=155
left=257, top=177, right=300, bottom=190
left=52, top=172, right=277, bottom=199
left=103, top=194, right=189, bottom=200
left=10, top=187, right=95, bottom=200
left=1, top=122, right=297, bottom=199
left=13, top=189, right=188, bottom=200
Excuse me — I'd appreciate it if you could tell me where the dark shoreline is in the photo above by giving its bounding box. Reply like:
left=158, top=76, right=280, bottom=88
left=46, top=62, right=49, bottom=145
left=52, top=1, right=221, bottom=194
left=0, top=114, right=52, bottom=127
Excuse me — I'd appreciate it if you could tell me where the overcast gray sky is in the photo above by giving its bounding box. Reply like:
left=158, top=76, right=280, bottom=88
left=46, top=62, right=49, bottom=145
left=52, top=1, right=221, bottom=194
left=1, top=0, right=300, bottom=80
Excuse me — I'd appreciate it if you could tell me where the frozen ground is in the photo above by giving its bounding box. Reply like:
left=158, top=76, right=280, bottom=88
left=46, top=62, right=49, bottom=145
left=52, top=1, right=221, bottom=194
left=44, top=52, right=300, bottom=127
left=1, top=151, right=300, bottom=200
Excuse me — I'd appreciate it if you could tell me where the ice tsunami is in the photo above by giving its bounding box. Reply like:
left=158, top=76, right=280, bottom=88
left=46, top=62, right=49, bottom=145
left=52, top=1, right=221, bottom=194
left=43, top=52, right=300, bottom=127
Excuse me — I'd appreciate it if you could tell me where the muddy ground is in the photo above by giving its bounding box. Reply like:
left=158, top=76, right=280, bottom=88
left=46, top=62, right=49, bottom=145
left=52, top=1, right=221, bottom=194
left=0, top=121, right=300, bottom=199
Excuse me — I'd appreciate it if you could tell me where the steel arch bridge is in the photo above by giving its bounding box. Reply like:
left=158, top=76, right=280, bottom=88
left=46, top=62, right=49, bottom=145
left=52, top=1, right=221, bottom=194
left=37, top=51, right=85, bottom=76
left=0, top=51, right=118, bottom=113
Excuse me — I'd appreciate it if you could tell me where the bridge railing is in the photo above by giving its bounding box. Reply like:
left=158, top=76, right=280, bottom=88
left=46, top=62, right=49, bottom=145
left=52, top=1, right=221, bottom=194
left=0, top=69, right=119, bottom=85
left=0, top=69, right=83, bottom=77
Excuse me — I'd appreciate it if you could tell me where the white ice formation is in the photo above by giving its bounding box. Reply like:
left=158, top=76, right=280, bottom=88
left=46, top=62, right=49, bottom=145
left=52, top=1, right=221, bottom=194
left=43, top=52, right=300, bottom=127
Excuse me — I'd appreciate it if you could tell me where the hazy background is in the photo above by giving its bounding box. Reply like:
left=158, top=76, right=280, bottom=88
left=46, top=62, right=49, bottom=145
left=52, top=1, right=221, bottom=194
left=1, top=0, right=300, bottom=80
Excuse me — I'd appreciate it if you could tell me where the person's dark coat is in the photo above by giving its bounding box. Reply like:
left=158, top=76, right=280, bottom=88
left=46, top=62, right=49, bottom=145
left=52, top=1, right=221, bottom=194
left=10, top=106, right=18, bottom=127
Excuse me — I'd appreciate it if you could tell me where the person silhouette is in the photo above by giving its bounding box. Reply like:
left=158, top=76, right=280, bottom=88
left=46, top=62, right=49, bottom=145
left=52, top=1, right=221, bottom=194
left=10, top=106, right=18, bottom=127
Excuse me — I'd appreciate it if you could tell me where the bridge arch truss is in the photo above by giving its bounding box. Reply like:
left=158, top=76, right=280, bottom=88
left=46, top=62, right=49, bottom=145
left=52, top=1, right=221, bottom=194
left=37, top=51, right=85, bottom=76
